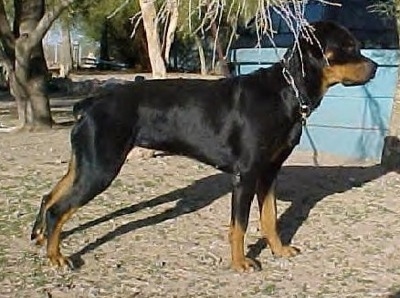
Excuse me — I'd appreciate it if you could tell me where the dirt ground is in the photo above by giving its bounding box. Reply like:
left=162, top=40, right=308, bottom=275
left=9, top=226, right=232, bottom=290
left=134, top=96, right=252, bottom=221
left=1, top=77, right=400, bottom=297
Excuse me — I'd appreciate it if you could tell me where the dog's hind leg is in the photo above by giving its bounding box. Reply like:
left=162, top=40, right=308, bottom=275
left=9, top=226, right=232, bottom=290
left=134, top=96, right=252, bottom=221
left=31, top=116, right=134, bottom=267
left=43, top=149, right=127, bottom=267
left=31, top=155, right=77, bottom=246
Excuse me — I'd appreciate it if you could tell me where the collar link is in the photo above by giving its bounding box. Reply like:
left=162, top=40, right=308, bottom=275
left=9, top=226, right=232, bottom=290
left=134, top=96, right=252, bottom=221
left=300, top=102, right=311, bottom=125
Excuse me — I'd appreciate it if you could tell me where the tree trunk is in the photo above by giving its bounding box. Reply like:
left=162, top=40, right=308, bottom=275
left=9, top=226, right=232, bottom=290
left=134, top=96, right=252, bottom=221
left=21, top=0, right=52, bottom=129
left=139, top=0, right=166, bottom=78
left=29, top=42, right=52, bottom=127
left=100, top=18, right=110, bottom=61
left=60, top=20, right=73, bottom=77
left=12, top=37, right=52, bottom=129
left=195, top=35, right=207, bottom=75
left=13, top=0, right=52, bottom=130
left=210, top=21, right=229, bottom=76
left=9, top=68, right=30, bottom=125
left=164, top=0, right=178, bottom=66
left=0, top=0, right=74, bottom=131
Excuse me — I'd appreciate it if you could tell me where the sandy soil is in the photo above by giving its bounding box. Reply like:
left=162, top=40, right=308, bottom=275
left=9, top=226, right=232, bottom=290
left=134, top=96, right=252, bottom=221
left=0, top=76, right=400, bottom=297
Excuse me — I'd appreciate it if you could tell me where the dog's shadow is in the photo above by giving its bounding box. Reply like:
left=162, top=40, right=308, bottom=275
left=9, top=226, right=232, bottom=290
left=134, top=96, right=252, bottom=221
left=64, top=164, right=386, bottom=269
left=65, top=173, right=232, bottom=267
left=246, top=164, right=385, bottom=260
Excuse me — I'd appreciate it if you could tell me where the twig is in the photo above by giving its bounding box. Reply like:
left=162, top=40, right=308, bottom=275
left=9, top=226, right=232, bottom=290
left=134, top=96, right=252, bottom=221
left=107, top=0, right=131, bottom=19
left=130, top=12, right=143, bottom=38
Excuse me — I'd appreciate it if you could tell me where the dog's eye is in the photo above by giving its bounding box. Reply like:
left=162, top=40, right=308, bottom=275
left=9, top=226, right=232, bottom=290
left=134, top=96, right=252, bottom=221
left=345, top=46, right=356, bottom=53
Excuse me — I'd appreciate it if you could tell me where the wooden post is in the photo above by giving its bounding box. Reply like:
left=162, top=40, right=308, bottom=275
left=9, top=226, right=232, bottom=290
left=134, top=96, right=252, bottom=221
left=381, top=79, right=400, bottom=170
left=381, top=20, right=400, bottom=171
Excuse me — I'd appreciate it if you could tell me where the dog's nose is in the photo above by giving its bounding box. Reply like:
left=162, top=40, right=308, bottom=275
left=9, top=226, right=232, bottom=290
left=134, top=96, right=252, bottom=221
left=370, top=61, right=378, bottom=78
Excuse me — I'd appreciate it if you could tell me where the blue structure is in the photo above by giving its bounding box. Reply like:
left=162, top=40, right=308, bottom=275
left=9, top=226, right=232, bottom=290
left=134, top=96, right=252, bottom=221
left=228, top=0, right=400, bottom=161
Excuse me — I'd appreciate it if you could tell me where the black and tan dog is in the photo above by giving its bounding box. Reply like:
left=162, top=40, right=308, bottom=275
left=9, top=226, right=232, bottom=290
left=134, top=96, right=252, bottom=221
left=31, top=21, right=377, bottom=272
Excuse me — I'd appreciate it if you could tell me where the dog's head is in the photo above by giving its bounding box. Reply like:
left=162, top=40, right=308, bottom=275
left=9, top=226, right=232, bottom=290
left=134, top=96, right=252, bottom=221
left=302, top=21, right=378, bottom=90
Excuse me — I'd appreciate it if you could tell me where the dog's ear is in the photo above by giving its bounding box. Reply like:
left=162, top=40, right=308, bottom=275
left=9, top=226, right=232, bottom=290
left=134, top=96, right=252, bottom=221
left=299, top=34, right=326, bottom=64
left=308, top=21, right=358, bottom=61
left=301, top=22, right=344, bottom=63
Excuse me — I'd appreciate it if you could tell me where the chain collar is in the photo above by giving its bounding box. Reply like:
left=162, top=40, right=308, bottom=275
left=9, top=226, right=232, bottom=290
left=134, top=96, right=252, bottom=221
left=281, top=66, right=310, bottom=125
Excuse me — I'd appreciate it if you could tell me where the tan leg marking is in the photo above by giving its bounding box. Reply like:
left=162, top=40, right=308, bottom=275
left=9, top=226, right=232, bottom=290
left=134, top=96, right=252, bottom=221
left=34, top=233, right=46, bottom=246
left=229, top=221, right=258, bottom=272
left=47, top=207, right=77, bottom=267
left=33, top=154, right=76, bottom=246
left=257, top=180, right=299, bottom=257
left=45, top=154, right=76, bottom=210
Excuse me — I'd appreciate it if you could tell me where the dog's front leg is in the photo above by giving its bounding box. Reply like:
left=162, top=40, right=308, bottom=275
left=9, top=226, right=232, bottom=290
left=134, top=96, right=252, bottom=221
left=256, top=178, right=300, bottom=258
left=229, top=172, right=260, bottom=272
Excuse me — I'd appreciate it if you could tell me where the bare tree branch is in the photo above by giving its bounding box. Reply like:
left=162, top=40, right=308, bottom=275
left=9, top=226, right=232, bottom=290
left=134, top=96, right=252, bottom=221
left=163, top=0, right=179, bottom=63
left=0, top=0, right=15, bottom=59
left=0, top=45, right=13, bottom=72
left=131, top=0, right=339, bottom=76
left=139, top=0, right=166, bottom=77
left=107, top=0, right=131, bottom=19
left=130, top=11, right=143, bottom=38
left=27, top=0, right=75, bottom=50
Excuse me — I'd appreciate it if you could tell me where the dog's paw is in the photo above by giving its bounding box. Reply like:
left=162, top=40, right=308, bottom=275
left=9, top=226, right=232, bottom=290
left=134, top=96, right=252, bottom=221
left=48, top=253, right=74, bottom=269
left=31, top=226, right=47, bottom=246
left=231, top=257, right=261, bottom=273
left=33, top=232, right=46, bottom=246
left=272, top=245, right=300, bottom=258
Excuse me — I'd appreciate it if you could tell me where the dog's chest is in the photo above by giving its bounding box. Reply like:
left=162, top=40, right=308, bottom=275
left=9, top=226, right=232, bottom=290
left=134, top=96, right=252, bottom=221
left=258, top=120, right=303, bottom=162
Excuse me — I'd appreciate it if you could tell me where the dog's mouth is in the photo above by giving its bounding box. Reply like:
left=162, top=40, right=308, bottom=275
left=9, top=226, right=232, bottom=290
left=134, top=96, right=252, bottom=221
left=342, top=63, right=377, bottom=86
left=340, top=58, right=378, bottom=87
left=342, top=74, right=375, bottom=86
left=342, top=79, right=370, bottom=87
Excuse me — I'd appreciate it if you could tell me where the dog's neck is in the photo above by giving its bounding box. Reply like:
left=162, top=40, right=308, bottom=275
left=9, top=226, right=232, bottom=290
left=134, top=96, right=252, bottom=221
left=283, top=46, right=326, bottom=113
